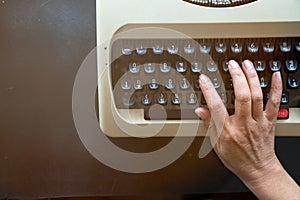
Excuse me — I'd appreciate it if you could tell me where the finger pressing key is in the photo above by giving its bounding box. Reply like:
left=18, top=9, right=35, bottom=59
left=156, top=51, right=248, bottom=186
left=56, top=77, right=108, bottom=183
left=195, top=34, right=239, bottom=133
left=265, top=72, right=282, bottom=122
left=199, top=74, right=228, bottom=135
left=242, top=60, right=264, bottom=120
left=228, top=60, right=252, bottom=119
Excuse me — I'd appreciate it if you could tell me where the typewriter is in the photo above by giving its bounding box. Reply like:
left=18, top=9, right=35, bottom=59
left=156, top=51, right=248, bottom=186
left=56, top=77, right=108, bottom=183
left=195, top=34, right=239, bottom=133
left=97, top=0, right=300, bottom=137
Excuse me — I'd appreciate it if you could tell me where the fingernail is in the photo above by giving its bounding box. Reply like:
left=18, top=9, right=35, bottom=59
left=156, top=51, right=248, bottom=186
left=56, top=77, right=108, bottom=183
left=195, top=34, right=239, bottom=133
left=195, top=108, right=205, bottom=119
left=229, top=60, right=239, bottom=69
left=199, top=74, right=209, bottom=84
left=243, top=60, right=254, bottom=71
left=274, top=71, right=281, bottom=80
left=195, top=108, right=201, bottom=115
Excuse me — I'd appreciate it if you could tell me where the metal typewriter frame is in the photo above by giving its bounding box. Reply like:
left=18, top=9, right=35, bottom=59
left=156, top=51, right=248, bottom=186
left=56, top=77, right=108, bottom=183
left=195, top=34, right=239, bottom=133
left=96, top=0, right=300, bottom=137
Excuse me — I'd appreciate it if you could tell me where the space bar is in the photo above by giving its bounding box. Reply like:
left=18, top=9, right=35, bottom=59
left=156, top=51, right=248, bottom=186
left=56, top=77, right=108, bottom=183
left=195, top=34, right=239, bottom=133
left=144, top=108, right=236, bottom=120
left=144, top=109, right=199, bottom=120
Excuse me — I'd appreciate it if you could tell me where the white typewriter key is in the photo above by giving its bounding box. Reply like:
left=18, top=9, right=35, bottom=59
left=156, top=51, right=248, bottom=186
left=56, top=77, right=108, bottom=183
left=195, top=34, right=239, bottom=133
left=296, top=41, right=300, bottom=52
left=199, top=42, right=211, bottom=54
left=260, top=77, right=268, bottom=88
left=149, top=78, right=159, bottom=90
left=180, top=78, right=190, bottom=90
left=176, top=62, right=187, bottom=73
left=231, top=42, right=243, bottom=53
left=254, top=61, right=266, bottom=71
left=165, top=79, right=175, bottom=90
left=122, top=48, right=133, bottom=56
left=288, top=76, right=300, bottom=88
left=184, top=44, right=195, bottom=54
left=194, top=81, right=200, bottom=89
left=191, top=62, right=202, bottom=73
left=222, top=61, right=229, bottom=72
left=286, top=60, right=298, bottom=72
left=219, top=92, right=227, bottom=105
left=207, top=60, right=218, bottom=72
left=134, top=79, right=143, bottom=90
left=247, top=42, right=259, bottom=53
left=269, top=60, right=281, bottom=72
left=142, top=93, right=152, bottom=105
left=121, top=80, right=132, bottom=90
left=263, top=42, right=275, bottom=53
left=129, top=62, right=140, bottom=74
left=136, top=45, right=147, bottom=55
left=160, top=62, right=171, bottom=73
left=215, top=41, right=227, bottom=53
left=171, top=93, right=182, bottom=105
left=187, top=93, right=197, bottom=105
left=281, top=92, right=289, bottom=104
left=280, top=41, right=291, bottom=53
left=212, top=77, right=221, bottom=89
left=144, top=63, right=156, bottom=74
left=157, top=93, right=167, bottom=105
left=122, top=93, right=135, bottom=106
left=167, top=45, right=179, bottom=55
left=153, top=45, right=164, bottom=54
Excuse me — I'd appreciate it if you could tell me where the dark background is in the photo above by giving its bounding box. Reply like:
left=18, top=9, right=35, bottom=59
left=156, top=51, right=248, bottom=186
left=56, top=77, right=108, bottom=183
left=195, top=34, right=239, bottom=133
left=0, top=0, right=299, bottom=199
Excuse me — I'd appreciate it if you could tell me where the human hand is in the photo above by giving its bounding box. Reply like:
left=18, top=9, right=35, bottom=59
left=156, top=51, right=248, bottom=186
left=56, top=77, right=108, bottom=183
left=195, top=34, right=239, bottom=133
left=195, top=60, right=282, bottom=181
left=195, top=60, right=300, bottom=199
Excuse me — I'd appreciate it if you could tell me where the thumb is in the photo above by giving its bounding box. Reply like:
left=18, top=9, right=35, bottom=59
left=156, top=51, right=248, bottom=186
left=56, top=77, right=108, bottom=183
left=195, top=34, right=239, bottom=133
left=195, top=107, right=211, bottom=128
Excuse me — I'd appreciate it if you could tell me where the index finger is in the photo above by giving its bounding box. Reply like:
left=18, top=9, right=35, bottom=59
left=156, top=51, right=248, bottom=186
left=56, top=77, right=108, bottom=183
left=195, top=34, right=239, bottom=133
left=199, top=74, right=229, bottom=135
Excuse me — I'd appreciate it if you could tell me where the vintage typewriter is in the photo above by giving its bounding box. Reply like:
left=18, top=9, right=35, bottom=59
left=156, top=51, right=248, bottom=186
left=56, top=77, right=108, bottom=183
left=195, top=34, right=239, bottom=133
left=97, top=0, right=300, bottom=137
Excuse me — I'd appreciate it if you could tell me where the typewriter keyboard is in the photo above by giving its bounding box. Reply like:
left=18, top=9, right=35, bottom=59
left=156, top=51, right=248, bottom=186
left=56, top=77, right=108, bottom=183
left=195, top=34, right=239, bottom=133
left=110, top=37, right=300, bottom=120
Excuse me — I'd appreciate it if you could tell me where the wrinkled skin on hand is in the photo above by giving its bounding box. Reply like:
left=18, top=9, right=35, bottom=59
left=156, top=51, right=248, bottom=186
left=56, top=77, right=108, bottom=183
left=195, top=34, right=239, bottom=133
left=195, top=60, right=282, bottom=182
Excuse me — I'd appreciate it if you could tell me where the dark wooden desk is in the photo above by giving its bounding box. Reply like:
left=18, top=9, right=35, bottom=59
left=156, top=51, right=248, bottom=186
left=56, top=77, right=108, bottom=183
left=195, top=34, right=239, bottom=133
left=0, top=0, right=299, bottom=199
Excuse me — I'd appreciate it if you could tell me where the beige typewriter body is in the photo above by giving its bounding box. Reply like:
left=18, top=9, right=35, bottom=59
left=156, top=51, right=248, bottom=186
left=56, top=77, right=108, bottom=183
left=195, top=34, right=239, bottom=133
left=97, top=0, right=300, bottom=137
